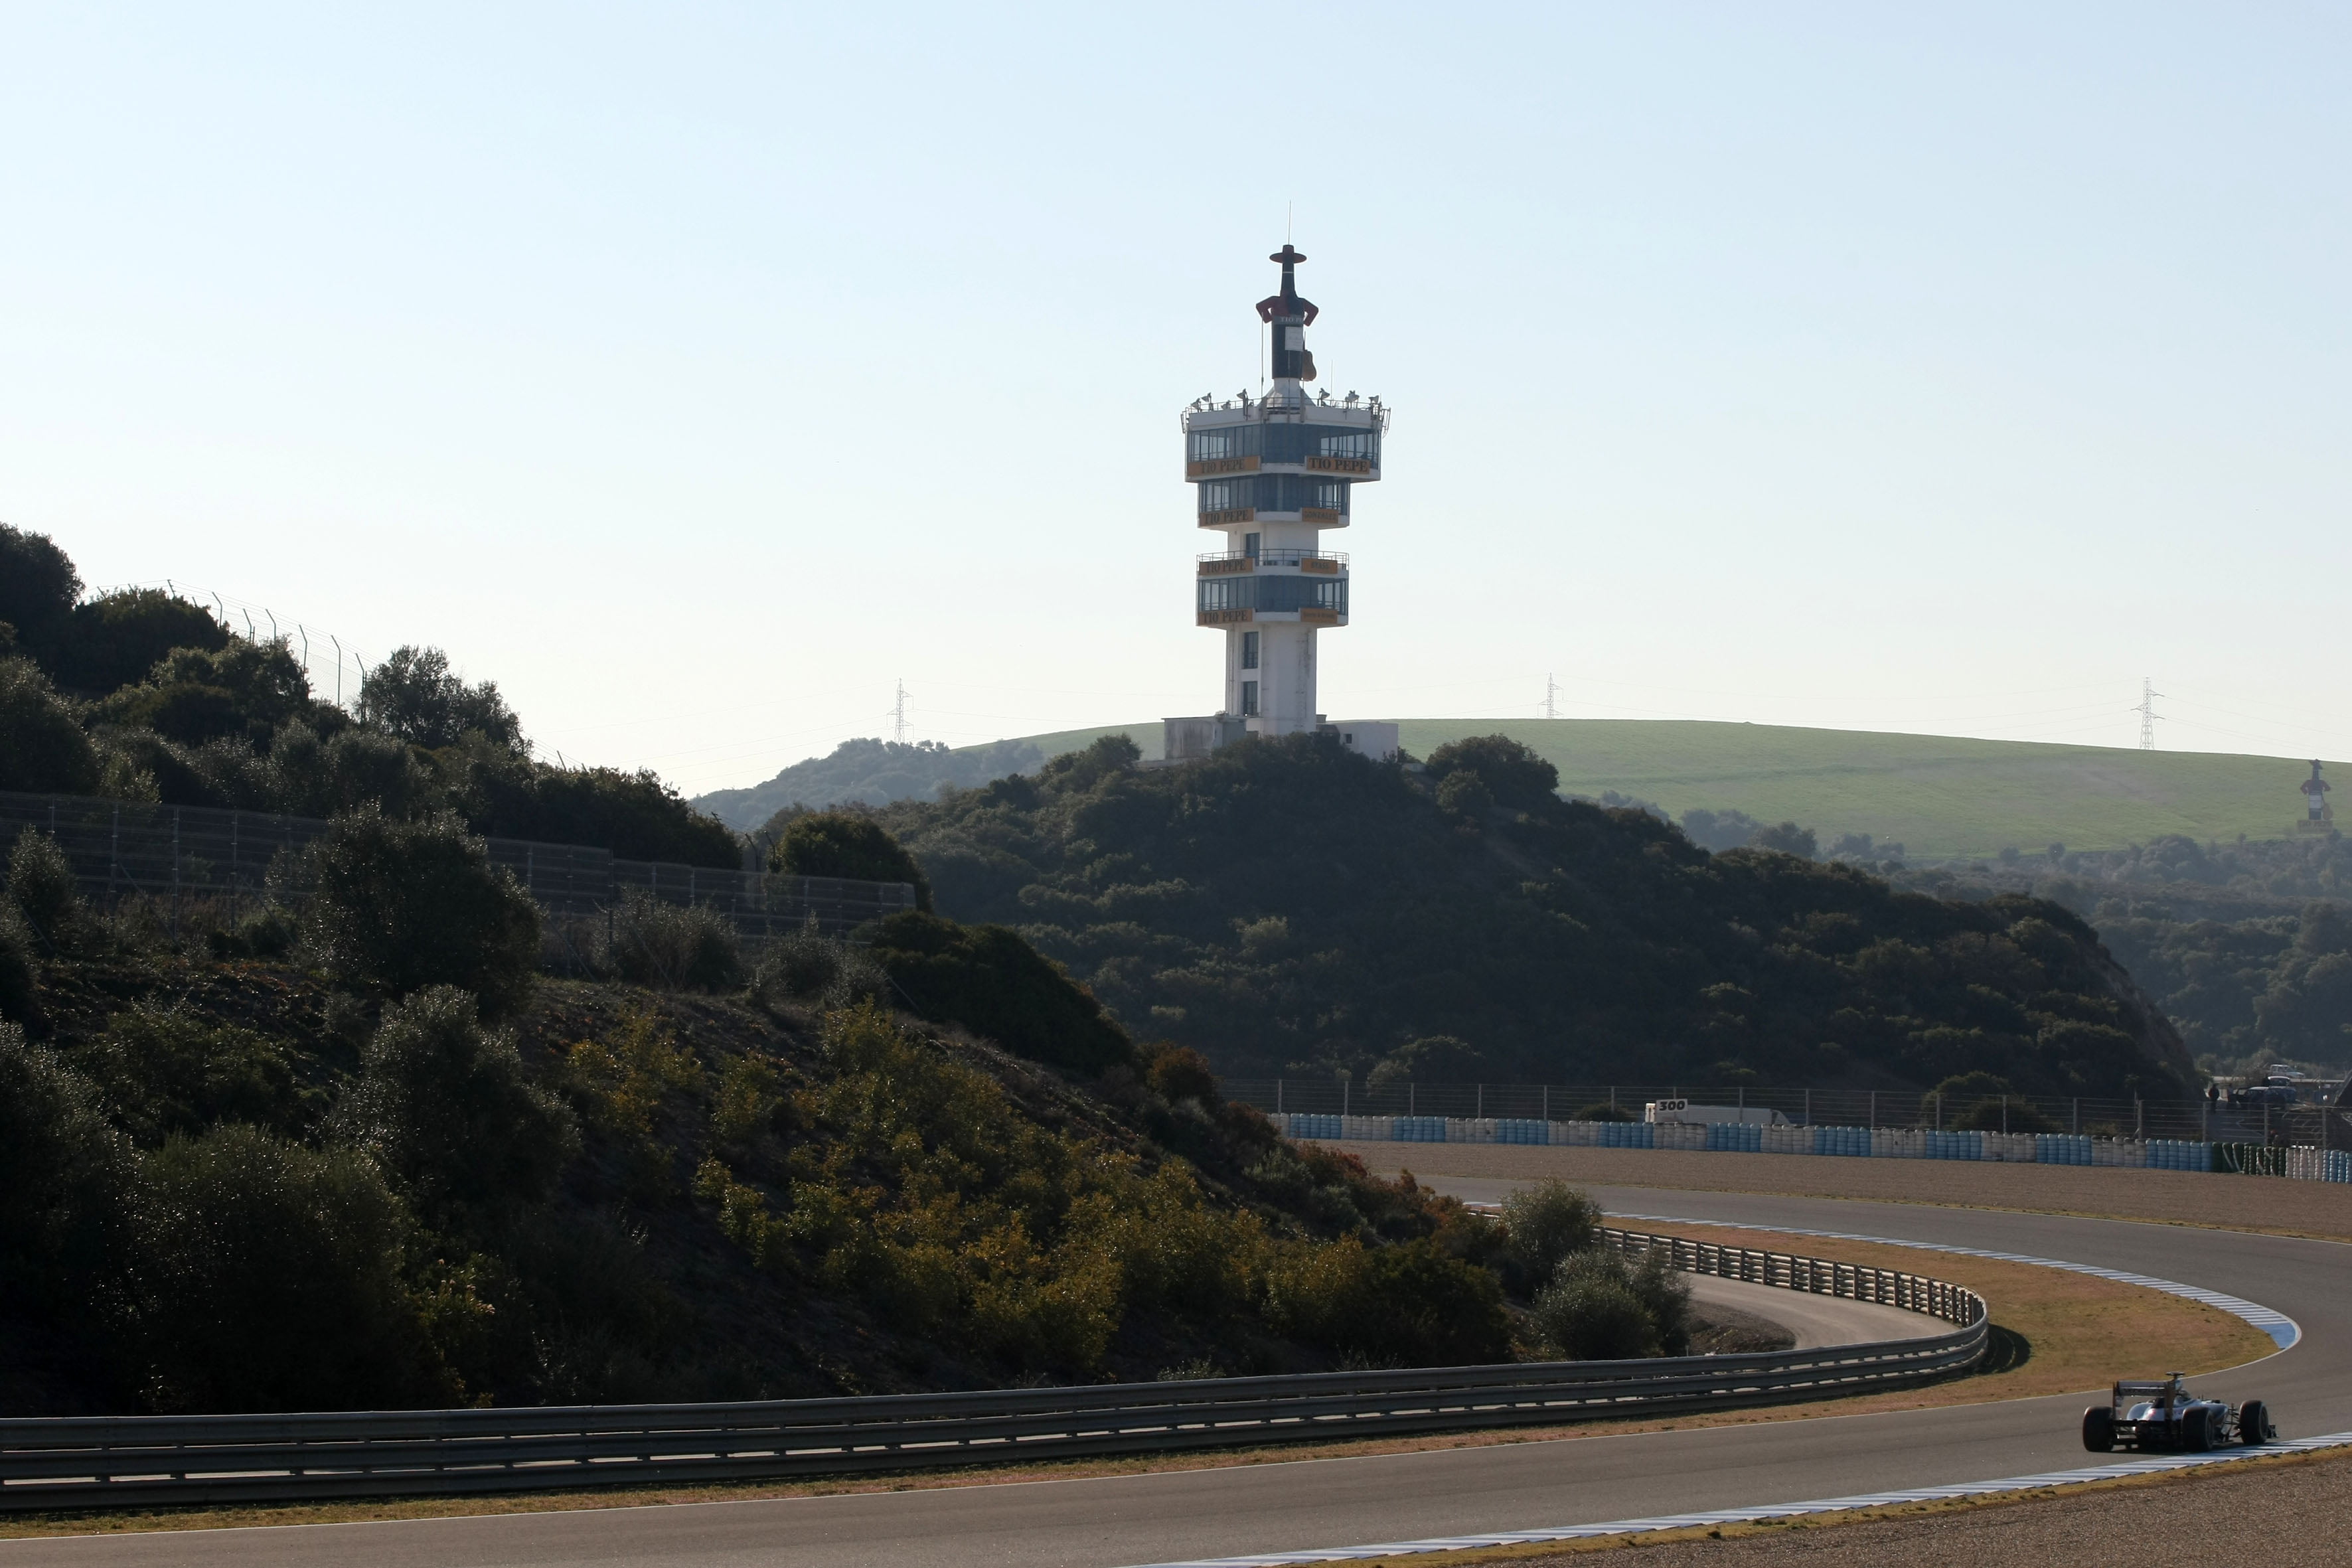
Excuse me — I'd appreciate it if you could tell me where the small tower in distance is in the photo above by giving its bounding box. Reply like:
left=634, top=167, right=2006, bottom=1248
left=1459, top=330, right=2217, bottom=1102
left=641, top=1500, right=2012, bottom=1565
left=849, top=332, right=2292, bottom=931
left=1162, top=246, right=1397, bottom=765
left=2298, top=759, right=2334, bottom=834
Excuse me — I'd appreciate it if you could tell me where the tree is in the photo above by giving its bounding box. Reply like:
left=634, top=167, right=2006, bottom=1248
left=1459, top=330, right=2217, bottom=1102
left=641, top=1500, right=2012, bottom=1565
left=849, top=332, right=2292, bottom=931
left=98, top=639, right=314, bottom=747
left=291, top=807, right=542, bottom=1013
left=1499, top=1179, right=1601, bottom=1286
left=360, top=646, right=524, bottom=752
left=1425, top=735, right=1559, bottom=810
left=50, top=589, right=226, bottom=696
left=1747, top=821, right=1819, bottom=859
left=772, top=812, right=932, bottom=910
left=0, top=524, right=80, bottom=658
left=332, top=986, right=578, bottom=1224
left=0, top=658, right=100, bottom=793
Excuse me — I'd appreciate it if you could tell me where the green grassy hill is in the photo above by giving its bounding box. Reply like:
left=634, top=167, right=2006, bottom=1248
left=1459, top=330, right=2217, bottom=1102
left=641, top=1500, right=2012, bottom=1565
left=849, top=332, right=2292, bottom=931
left=975, top=721, right=2339, bottom=861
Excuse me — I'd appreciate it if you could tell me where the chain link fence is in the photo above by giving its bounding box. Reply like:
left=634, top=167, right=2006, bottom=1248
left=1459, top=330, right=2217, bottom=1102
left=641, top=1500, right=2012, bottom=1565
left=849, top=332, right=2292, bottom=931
left=1223, top=1077, right=2347, bottom=1151
left=0, top=791, right=917, bottom=953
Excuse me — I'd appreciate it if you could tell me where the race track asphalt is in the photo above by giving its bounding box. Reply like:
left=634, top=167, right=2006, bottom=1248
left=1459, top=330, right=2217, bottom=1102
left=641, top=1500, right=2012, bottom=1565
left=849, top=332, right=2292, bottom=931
left=5, top=1183, right=2337, bottom=1568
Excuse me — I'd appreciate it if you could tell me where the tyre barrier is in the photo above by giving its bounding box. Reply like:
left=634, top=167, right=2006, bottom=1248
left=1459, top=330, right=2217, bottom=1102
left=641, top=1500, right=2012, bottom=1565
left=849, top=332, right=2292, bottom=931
left=1268, top=1114, right=2352, bottom=1184
left=0, top=1230, right=1982, bottom=1514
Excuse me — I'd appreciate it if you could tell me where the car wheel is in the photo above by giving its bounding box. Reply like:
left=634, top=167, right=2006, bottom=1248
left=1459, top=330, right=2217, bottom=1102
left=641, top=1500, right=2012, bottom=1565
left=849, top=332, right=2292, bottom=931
left=2240, top=1400, right=2270, bottom=1445
left=2082, top=1407, right=2115, bottom=1452
left=2185, top=1409, right=2213, bottom=1452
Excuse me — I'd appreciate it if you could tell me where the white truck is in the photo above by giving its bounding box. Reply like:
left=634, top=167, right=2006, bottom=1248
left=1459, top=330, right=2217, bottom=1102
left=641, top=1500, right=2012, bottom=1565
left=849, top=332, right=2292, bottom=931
left=1644, top=1097, right=1790, bottom=1127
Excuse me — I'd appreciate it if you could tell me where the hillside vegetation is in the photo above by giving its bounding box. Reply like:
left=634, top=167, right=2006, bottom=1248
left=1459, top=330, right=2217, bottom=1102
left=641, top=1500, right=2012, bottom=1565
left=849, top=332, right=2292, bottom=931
left=0, top=525, right=737, bottom=867
left=878, top=733, right=2195, bottom=1096
left=957, top=720, right=2341, bottom=862
left=696, top=737, right=1044, bottom=830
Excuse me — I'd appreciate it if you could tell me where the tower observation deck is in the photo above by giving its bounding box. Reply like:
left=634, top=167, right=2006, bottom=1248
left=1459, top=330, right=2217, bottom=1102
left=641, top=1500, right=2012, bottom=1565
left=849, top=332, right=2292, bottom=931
left=1162, top=247, right=1398, bottom=764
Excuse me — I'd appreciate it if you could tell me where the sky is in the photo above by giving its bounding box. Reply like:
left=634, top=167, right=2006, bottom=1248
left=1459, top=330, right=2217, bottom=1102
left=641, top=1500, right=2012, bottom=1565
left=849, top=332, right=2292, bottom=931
left=3, top=3, right=2347, bottom=795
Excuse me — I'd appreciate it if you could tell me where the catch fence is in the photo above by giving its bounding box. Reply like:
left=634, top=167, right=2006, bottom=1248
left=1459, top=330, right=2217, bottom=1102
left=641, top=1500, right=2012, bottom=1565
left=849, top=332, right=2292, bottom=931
left=0, top=791, right=916, bottom=942
left=1225, top=1077, right=2345, bottom=1150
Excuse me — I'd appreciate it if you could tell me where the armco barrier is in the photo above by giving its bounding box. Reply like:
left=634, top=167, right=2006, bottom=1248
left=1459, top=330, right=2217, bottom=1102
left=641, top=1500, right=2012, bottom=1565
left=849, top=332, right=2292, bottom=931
left=1265, top=1113, right=2352, bottom=1188
left=0, top=1229, right=1982, bottom=1512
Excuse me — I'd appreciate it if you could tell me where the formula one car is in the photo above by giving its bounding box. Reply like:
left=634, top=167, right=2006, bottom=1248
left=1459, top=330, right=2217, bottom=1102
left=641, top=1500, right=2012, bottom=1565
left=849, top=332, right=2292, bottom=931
left=2083, top=1373, right=2274, bottom=1452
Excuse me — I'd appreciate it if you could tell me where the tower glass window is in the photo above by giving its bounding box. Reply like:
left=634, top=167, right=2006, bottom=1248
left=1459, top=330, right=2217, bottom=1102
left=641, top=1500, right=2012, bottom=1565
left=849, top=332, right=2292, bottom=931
left=1240, top=680, right=1259, bottom=716
left=1241, top=631, right=1259, bottom=669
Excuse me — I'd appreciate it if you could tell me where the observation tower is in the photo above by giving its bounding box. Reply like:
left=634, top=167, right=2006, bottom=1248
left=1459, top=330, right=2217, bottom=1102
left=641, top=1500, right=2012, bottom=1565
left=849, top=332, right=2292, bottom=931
left=1163, top=246, right=1397, bottom=763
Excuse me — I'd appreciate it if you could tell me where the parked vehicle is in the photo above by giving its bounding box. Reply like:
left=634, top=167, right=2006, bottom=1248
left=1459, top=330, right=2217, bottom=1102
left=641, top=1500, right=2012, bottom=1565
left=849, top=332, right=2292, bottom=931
left=1643, top=1098, right=1790, bottom=1127
left=2082, top=1373, right=2273, bottom=1452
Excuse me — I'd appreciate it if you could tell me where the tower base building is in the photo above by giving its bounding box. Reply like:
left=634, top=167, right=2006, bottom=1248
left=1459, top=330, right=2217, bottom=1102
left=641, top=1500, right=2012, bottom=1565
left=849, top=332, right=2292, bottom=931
left=1161, top=246, right=1397, bottom=766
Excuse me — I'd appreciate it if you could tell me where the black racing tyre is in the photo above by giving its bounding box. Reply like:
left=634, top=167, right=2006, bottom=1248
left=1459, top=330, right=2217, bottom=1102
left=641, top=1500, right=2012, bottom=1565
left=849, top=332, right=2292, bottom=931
left=2082, top=1407, right=2116, bottom=1452
left=2240, top=1400, right=2271, bottom=1445
left=2185, top=1408, right=2214, bottom=1452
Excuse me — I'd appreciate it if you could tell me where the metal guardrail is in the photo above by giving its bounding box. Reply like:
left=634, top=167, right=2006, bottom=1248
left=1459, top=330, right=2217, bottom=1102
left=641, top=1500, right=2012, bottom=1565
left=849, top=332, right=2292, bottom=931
left=0, top=1231, right=1983, bottom=1512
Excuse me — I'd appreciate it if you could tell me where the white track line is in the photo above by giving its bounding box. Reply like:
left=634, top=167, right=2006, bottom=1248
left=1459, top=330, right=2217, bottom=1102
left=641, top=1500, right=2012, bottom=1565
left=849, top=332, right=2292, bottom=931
left=1133, top=1211, right=2310, bottom=1567
left=1128, top=1433, right=2352, bottom=1566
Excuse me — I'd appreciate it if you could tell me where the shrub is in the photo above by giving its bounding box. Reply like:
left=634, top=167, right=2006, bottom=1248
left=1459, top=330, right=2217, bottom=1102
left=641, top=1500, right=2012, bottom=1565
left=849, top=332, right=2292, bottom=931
left=749, top=919, right=888, bottom=1011
left=1265, top=1235, right=1511, bottom=1366
left=0, top=657, right=100, bottom=793
left=709, top=1054, right=784, bottom=1148
left=1533, top=1255, right=1658, bottom=1360
left=562, top=1008, right=703, bottom=1196
left=291, top=807, right=541, bottom=1013
left=457, top=755, right=740, bottom=868
left=128, top=1125, right=450, bottom=1411
left=866, top=910, right=1133, bottom=1075
left=0, top=908, right=35, bottom=1026
left=1500, top=1179, right=1601, bottom=1285
left=1573, top=1101, right=1637, bottom=1123
left=602, top=890, right=742, bottom=992
left=771, top=812, right=933, bottom=911
left=1435, top=770, right=1494, bottom=821
left=1533, top=1245, right=1691, bottom=1360
left=73, top=1004, right=307, bottom=1144
left=0, top=1024, right=137, bottom=1292
left=7, top=826, right=84, bottom=955
left=1144, top=1044, right=1219, bottom=1105
left=334, top=986, right=578, bottom=1223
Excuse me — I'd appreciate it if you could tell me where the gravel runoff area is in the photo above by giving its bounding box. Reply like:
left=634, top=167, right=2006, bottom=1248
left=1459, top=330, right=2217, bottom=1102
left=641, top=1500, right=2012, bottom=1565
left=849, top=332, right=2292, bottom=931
left=1411, top=1445, right=2352, bottom=1565
left=1308, top=1140, right=2352, bottom=1241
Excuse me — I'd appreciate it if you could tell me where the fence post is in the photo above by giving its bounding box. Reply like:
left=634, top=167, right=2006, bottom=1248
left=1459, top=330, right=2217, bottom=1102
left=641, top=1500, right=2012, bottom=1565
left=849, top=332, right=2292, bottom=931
left=1804, top=1087, right=1811, bottom=1125
left=1610, top=1085, right=1617, bottom=1112
left=2073, top=1098, right=2079, bottom=1135
left=1277, top=1079, right=1283, bottom=1115
left=1869, top=1090, right=1877, bottom=1131
left=1343, top=1077, right=1350, bottom=1117
left=2138, top=1096, right=2144, bottom=1140
left=1409, top=1082, right=1415, bottom=1116
left=1936, top=1091, right=1942, bottom=1131
left=1476, top=1083, right=1483, bottom=1119
left=1543, top=1085, right=1549, bottom=1121
left=2001, top=1095, right=2008, bottom=1135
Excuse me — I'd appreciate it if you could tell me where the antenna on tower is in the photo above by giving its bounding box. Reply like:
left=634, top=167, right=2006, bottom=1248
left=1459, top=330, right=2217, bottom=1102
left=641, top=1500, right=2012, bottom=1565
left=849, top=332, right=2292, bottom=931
left=892, top=679, right=913, bottom=745
left=1545, top=673, right=1559, bottom=722
left=2135, top=678, right=2165, bottom=749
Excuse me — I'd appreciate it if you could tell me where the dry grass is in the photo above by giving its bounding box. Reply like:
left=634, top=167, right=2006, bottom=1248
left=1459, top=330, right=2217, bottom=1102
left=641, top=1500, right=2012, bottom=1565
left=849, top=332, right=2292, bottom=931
left=1312, top=1139, right=2352, bottom=1242
left=1313, top=1443, right=2352, bottom=1565
left=0, top=1222, right=2270, bottom=1542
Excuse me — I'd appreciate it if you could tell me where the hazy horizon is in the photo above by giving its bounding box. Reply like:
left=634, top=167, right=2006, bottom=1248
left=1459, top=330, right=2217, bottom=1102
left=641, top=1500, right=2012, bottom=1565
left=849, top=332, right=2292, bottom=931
left=6, top=5, right=2347, bottom=795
